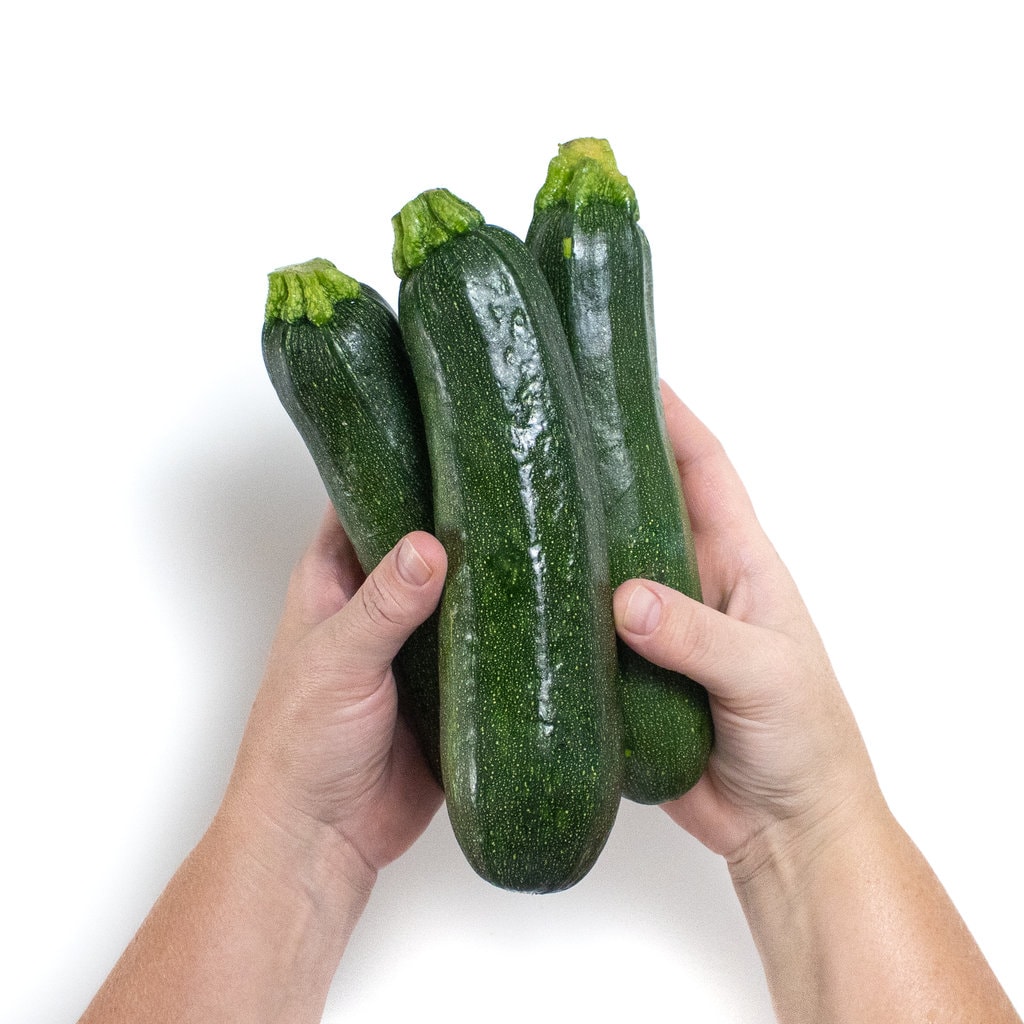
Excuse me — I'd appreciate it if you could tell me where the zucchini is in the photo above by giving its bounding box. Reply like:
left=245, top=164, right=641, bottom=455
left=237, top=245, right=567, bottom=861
left=261, top=258, right=441, bottom=779
left=393, top=189, right=622, bottom=892
left=526, top=139, right=713, bottom=804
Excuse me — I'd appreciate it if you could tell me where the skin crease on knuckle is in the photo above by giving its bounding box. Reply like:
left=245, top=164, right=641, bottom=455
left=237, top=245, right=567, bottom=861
left=353, top=562, right=411, bottom=636
left=663, top=595, right=718, bottom=677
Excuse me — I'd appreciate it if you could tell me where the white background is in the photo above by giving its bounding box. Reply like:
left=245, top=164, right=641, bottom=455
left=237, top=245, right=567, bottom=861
left=3, top=1, right=1022, bottom=1020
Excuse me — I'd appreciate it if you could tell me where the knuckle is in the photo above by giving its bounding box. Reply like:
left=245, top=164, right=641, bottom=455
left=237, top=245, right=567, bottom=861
left=665, top=601, right=715, bottom=670
left=355, top=568, right=408, bottom=634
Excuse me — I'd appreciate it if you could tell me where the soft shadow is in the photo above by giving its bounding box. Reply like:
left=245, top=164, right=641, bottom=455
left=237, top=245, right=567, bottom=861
left=135, top=394, right=327, bottom=841
left=333, top=800, right=770, bottom=1019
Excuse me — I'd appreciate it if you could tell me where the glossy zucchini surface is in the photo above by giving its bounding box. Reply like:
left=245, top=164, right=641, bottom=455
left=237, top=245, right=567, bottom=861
left=527, top=141, right=713, bottom=804
left=394, top=191, right=622, bottom=891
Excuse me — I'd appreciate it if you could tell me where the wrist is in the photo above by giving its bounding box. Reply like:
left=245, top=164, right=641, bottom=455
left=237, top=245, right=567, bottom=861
left=726, top=786, right=900, bottom=1021
left=726, top=781, right=888, bottom=892
left=79, top=780, right=379, bottom=1023
left=213, top=778, right=378, bottom=929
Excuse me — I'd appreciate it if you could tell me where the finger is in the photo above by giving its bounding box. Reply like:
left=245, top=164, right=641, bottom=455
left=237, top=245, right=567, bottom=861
left=316, top=530, right=447, bottom=697
left=659, top=380, right=766, bottom=554
left=613, top=577, right=785, bottom=705
left=282, top=506, right=366, bottom=637
left=306, top=503, right=366, bottom=599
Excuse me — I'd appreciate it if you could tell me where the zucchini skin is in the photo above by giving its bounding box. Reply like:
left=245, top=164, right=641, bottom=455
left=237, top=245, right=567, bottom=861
left=398, top=222, right=622, bottom=892
left=262, top=283, right=441, bottom=780
left=527, top=199, right=713, bottom=805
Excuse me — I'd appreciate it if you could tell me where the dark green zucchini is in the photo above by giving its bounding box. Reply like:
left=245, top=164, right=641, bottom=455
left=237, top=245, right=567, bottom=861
left=261, top=258, right=441, bottom=779
left=393, top=189, right=622, bottom=892
left=526, top=139, right=713, bottom=804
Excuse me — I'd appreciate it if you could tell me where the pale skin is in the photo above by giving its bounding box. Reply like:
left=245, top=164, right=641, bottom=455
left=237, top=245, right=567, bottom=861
left=79, top=382, right=1020, bottom=1024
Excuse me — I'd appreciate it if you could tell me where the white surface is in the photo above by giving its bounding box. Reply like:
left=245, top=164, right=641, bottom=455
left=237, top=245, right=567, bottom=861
left=3, top=2, right=1022, bottom=1021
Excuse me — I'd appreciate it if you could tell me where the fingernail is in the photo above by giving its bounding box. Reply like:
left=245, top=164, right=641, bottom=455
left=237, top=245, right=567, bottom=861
left=396, top=537, right=433, bottom=586
left=622, top=584, right=662, bottom=635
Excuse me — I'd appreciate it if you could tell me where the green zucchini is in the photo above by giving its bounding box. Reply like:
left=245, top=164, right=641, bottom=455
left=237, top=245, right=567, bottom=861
left=261, top=258, right=441, bottom=779
left=526, top=139, right=713, bottom=804
left=393, top=189, right=622, bottom=892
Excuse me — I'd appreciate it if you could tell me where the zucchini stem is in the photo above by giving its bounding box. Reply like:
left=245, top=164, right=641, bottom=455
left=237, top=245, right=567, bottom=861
left=392, top=189, right=484, bottom=280
left=533, top=137, right=639, bottom=219
left=265, top=258, right=360, bottom=327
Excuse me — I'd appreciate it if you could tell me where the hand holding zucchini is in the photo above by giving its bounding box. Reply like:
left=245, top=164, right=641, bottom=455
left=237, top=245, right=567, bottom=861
left=526, top=139, right=713, bottom=804
left=262, top=140, right=713, bottom=890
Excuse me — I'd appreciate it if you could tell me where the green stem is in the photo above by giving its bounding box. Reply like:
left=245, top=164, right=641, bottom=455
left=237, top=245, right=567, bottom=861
left=392, top=189, right=484, bottom=280
left=533, top=137, right=639, bottom=219
left=265, top=258, right=360, bottom=327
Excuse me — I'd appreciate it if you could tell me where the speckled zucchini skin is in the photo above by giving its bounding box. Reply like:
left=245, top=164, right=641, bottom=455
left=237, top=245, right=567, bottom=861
left=398, top=222, right=622, bottom=893
left=527, top=195, right=713, bottom=805
left=262, top=284, right=441, bottom=780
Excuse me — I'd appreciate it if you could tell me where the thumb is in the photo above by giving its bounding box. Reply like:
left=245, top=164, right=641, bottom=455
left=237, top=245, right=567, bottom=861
left=315, top=531, right=447, bottom=700
left=613, top=579, right=784, bottom=705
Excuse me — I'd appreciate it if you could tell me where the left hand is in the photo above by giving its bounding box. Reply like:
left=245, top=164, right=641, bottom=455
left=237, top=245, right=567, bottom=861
left=223, top=506, right=448, bottom=888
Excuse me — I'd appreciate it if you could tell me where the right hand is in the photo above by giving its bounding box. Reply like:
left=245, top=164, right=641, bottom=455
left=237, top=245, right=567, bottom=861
left=613, top=383, right=883, bottom=875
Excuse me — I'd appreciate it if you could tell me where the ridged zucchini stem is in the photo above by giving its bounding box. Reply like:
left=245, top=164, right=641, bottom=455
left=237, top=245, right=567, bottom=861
left=533, top=137, right=639, bottom=220
left=392, top=189, right=485, bottom=280
left=265, top=257, right=360, bottom=327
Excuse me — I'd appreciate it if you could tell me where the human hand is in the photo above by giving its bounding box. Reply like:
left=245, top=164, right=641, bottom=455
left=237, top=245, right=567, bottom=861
left=222, top=507, right=447, bottom=890
left=75, top=514, right=447, bottom=1023
left=613, top=383, right=882, bottom=874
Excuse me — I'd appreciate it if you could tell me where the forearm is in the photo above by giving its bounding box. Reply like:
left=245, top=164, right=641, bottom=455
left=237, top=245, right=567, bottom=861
left=78, top=794, right=374, bottom=1024
left=730, top=793, right=1020, bottom=1024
